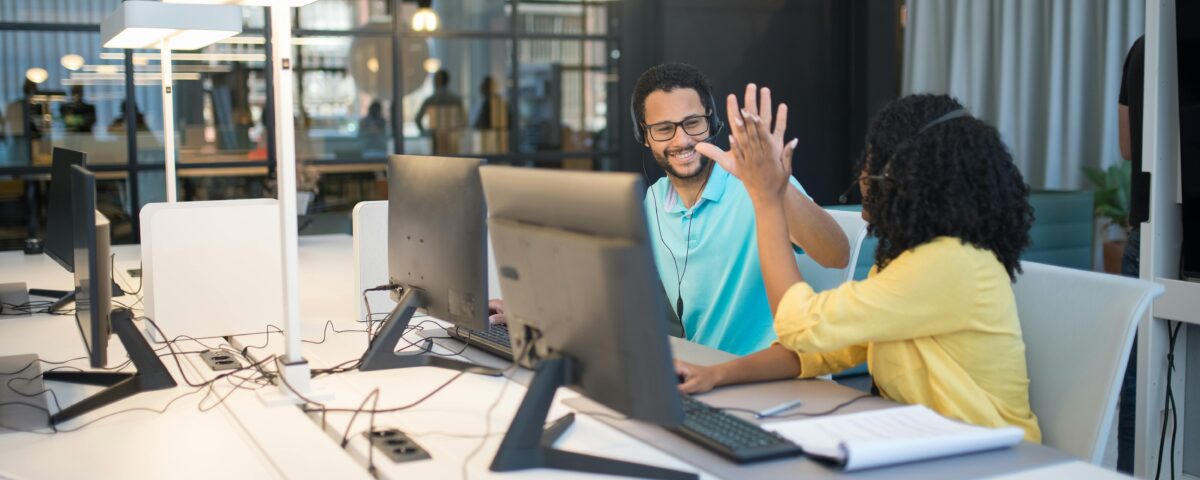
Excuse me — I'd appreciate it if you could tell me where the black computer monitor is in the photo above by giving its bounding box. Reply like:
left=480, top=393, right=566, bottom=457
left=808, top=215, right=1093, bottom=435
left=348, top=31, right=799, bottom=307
left=34, top=147, right=124, bottom=310
left=40, top=165, right=175, bottom=426
left=357, top=155, right=499, bottom=375
left=480, top=166, right=692, bottom=479
left=45, top=147, right=86, bottom=272
left=70, top=164, right=112, bottom=368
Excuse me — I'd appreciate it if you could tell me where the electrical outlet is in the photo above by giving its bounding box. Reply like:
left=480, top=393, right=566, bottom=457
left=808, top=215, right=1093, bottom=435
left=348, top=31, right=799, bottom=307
left=364, top=429, right=431, bottom=463
left=200, top=350, right=241, bottom=371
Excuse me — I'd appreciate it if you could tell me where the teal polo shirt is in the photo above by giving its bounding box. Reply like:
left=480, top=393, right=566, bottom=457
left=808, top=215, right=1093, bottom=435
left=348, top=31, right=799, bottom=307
left=644, top=163, right=806, bottom=356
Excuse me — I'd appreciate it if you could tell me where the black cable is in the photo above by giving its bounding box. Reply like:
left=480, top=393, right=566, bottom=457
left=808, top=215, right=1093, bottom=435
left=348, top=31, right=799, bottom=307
left=197, top=357, right=280, bottom=413
left=639, top=149, right=707, bottom=331
left=0, top=358, right=42, bottom=376
left=302, top=320, right=369, bottom=345
left=361, top=283, right=401, bottom=345
left=367, top=390, right=381, bottom=477
left=7, top=367, right=69, bottom=417
left=296, top=370, right=466, bottom=414
left=310, top=357, right=364, bottom=378
left=340, top=389, right=381, bottom=448
left=0, top=300, right=57, bottom=316
left=141, top=317, right=227, bottom=388
left=1154, top=321, right=1183, bottom=480
left=0, top=330, right=281, bottom=434
left=0, top=401, right=59, bottom=434
left=165, top=332, right=225, bottom=352
left=54, top=385, right=209, bottom=433
left=461, top=336, right=536, bottom=479
left=764, top=394, right=875, bottom=419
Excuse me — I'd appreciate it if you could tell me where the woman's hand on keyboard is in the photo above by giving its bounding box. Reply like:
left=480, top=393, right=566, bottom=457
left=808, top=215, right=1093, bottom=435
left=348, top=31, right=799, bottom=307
left=675, top=360, right=719, bottom=394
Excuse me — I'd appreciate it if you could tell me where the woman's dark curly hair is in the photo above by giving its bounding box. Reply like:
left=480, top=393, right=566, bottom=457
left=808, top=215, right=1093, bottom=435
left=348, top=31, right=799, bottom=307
left=860, top=94, right=1034, bottom=281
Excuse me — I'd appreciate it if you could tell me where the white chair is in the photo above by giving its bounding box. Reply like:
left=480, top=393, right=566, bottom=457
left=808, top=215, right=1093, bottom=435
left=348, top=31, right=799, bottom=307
left=352, top=200, right=391, bottom=323
left=796, top=209, right=868, bottom=292
left=351, top=200, right=503, bottom=324
left=1012, top=261, right=1164, bottom=463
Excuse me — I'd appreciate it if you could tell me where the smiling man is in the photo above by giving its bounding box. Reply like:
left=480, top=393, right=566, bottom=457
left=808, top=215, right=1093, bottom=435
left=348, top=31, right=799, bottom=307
left=632, top=63, right=849, bottom=355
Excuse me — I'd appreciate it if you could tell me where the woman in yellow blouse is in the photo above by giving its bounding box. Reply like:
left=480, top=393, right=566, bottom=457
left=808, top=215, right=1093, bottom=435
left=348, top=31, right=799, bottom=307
left=686, top=89, right=1042, bottom=442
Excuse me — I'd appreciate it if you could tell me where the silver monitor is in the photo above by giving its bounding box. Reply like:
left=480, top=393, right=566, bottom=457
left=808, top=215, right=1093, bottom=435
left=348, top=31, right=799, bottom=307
left=481, top=165, right=689, bottom=479
left=358, top=155, right=498, bottom=375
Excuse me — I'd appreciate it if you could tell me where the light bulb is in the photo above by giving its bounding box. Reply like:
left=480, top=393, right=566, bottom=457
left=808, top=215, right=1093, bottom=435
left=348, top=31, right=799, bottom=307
left=25, top=68, right=49, bottom=84
left=412, top=8, right=439, bottom=32
left=61, top=54, right=85, bottom=71
left=423, top=58, right=441, bottom=74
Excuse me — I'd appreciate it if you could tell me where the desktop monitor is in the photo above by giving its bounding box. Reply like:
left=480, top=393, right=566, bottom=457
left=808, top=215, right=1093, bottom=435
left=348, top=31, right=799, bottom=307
left=40, top=165, right=175, bottom=425
left=45, top=148, right=86, bottom=272
left=480, top=166, right=689, bottom=479
left=37, top=147, right=123, bottom=312
left=69, top=164, right=112, bottom=368
left=357, top=155, right=498, bottom=375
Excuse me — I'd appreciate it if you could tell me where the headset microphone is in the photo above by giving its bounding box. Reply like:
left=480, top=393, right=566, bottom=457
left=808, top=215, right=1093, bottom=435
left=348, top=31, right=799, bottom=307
left=837, top=178, right=858, bottom=204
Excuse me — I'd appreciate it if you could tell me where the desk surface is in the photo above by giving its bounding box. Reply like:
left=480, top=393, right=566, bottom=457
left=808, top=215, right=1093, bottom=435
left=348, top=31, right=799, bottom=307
left=0, top=243, right=368, bottom=480
left=0, top=235, right=1122, bottom=479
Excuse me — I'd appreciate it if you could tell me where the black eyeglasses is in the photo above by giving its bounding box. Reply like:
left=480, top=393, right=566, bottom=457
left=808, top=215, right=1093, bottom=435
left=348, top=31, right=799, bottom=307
left=643, top=114, right=710, bottom=142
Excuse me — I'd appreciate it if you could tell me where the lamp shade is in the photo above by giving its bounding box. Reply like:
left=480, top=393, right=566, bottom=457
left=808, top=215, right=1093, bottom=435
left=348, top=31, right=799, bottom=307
left=101, top=1, right=242, bottom=50
left=162, top=0, right=320, bottom=6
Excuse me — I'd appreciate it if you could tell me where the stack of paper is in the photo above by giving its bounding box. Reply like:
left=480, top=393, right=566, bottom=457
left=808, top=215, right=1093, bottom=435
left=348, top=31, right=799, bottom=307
left=764, top=404, right=1024, bottom=471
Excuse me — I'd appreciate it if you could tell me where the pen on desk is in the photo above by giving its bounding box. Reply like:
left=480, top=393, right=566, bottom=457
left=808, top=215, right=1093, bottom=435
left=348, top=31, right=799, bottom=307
left=755, top=399, right=804, bottom=418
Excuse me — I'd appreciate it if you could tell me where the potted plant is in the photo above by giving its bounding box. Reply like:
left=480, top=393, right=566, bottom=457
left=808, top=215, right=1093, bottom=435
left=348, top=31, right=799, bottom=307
left=1082, top=161, right=1131, bottom=274
left=296, top=163, right=320, bottom=215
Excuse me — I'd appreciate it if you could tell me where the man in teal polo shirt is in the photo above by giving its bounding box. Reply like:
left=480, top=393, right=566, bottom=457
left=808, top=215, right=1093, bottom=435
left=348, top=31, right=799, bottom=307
left=632, top=63, right=849, bottom=355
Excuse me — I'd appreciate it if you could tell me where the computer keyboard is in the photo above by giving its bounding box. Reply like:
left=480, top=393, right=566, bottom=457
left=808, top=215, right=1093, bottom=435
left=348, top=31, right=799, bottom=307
left=672, top=396, right=804, bottom=464
left=448, top=324, right=513, bottom=360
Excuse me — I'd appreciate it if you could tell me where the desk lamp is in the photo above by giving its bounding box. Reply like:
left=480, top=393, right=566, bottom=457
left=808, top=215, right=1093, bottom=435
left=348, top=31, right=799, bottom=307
left=100, top=1, right=242, bottom=203
left=164, top=0, right=322, bottom=404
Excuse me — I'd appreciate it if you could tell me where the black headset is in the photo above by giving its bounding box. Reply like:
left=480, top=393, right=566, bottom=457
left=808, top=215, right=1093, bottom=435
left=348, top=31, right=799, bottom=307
left=838, top=108, right=970, bottom=203
left=632, top=85, right=726, bottom=330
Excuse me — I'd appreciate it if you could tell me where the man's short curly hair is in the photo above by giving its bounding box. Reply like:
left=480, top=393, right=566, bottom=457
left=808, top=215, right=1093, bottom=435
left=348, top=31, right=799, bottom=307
left=860, top=94, right=1034, bottom=281
left=631, top=63, right=715, bottom=126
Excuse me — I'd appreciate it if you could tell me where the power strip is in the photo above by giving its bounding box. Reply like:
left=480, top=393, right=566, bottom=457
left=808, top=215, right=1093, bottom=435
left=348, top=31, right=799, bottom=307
left=200, top=350, right=241, bottom=371
left=364, top=429, right=431, bottom=463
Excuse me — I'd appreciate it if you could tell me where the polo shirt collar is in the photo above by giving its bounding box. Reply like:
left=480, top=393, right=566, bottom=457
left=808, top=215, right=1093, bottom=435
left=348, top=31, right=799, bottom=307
left=661, top=162, right=731, bottom=213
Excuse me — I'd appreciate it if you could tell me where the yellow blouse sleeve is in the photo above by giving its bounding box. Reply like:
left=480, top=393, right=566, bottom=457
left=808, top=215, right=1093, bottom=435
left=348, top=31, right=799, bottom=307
left=775, top=239, right=977, bottom=355
left=791, top=343, right=868, bottom=378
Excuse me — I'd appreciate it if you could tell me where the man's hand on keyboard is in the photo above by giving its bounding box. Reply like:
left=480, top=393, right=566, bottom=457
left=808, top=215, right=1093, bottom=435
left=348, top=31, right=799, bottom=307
left=488, top=299, right=507, bottom=325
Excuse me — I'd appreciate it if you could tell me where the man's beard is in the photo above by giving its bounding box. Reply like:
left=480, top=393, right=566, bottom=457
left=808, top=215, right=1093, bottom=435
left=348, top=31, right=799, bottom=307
left=655, top=148, right=711, bottom=180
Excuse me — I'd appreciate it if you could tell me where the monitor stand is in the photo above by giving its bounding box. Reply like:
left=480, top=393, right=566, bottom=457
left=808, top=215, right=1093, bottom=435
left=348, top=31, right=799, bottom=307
left=44, top=308, right=176, bottom=425
left=490, top=355, right=697, bottom=480
left=358, top=287, right=501, bottom=376
left=29, top=280, right=127, bottom=313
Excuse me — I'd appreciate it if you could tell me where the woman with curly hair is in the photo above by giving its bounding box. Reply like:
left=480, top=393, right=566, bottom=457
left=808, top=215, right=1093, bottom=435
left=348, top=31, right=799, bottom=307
left=684, top=88, right=1041, bottom=441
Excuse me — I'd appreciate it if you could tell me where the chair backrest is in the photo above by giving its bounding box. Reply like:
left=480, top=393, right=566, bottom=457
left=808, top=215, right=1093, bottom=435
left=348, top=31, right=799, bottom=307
left=1012, top=261, right=1163, bottom=463
left=796, top=209, right=868, bottom=292
left=352, top=200, right=391, bottom=323
left=352, top=200, right=503, bottom=324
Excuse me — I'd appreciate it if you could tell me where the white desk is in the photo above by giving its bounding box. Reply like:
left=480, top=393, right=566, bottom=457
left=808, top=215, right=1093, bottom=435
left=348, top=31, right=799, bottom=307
left=275, top=235, right=1121, bottom=479
left=0, top=235, right=1127, bottom=479
left=0, top=244, right=367, bottom=480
